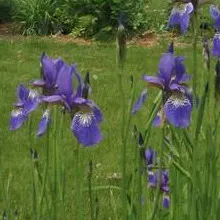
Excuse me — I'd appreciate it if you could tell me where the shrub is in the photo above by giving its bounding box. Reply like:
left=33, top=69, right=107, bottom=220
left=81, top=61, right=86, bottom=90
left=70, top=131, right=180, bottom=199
left=0, top=0, right=14, bottom=23
left=11, top=0, right=170, bottom=38
left=12, top=0, right=61, bottom=35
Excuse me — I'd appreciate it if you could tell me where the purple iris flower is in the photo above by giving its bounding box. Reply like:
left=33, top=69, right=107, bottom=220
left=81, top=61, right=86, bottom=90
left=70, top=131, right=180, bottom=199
left=168, top=2, right=194, bottom=34
left=42, top=63, right=103, bottom=147
left=145, top=148, right=157, bottom=167
left=10, top=84, right=39, bottom=130
left=163, top=195, right=170, bottom=209
left=148, top=170, right=169, bottom=193
left=133, top=47, right=192, bottom=128
left=33, top=53, right=65, bottom=95
left=210, top=5, right=220, bottom=58
left=32, top=53, right=65, bottom=137
left=210, top=5, right=220, bottom=29
left=144, top=52, right=192, bottom=128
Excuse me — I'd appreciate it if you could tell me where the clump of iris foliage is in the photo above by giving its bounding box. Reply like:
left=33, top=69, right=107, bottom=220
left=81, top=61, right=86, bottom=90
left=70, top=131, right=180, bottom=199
left=1, top=0, right=220, bottom=219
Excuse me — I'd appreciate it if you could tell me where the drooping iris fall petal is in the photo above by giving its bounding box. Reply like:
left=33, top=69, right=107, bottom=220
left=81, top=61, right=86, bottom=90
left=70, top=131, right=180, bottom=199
left=164, top=91, right=192, bottom=128
left=71, top=110, right=102, bottom=146
left=10, top=109, right=27, bottom=130
left=37, top=110, right=51, bottom=137
left=132, top=89, right=148, bottom=114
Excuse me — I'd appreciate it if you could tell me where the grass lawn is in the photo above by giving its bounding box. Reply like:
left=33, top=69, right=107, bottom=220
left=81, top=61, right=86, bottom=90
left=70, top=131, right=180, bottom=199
left=0, top=33, right=220, bottom=219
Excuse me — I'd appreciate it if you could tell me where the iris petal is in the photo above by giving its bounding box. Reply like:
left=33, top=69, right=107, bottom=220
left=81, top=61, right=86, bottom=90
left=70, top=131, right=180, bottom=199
left=153, top=114, right=162, bottom=127
left=132, top=89, right=148, bottom=114
left=143, top=75, right=164, bottom=88
left=163, top=195, right=170, bottom=209
left=145, top=148, right=156, bottom=166
left=91, top=102, right=103, bottom=123
left=168, top=3, right=193, bottom=34
left=185, top=2, right=194, bottom=14
left=180, top=13, right=191, bottom=34
left=212, top=33, right=220, bottom=57
left=17, top=84, right=29, bottom=104
left=74, top=70, right=83, bottom=97
left=148, top=171, right=157, bottom=187
left=71, top=111, right=102, bottom=146
left=10, top=109, right=27, bottom=130
left=168, top=9, right=179, bottom=28
left=25, top=90, right=39, bottom=114
left=164, top=92, right=192, bottom=128
left=57, top=64, right=75, bottom=99
left=41, top=53, right=64, bottom=86
left=32, top=79, right=45, bottom=87
left=37, top=110, right=51, bottom=137
left=42, top=95, right=63, bottom=103
left=158, top=53, right=175, bottom=84
left=210, top=5, right=220, bottom=29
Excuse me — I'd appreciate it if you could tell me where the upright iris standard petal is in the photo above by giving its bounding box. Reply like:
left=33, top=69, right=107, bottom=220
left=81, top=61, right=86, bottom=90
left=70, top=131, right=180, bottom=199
left=41, top=53, right=64, bottom=87
left=132, top=89, right=148, bottom=114
left=74, top=70, right=83, bottom=97
left=34, top=53, right=65, bottom=96
left=10, top=109, right=27, bottom=130
left=210, top=5, right=220, bottom=29
left=37, top=109, right=51, bottom=137
left=212, top=33, right=220, bottom=57
left=158, top=53, right=175, bottom=85
left=173, top=57, right=191, bottom=84
left=164, top=91, right=192, bottom=128
left=168, top=2, right=194, bottom=34
left=57, top=64, right=75, bottom=99
left=71, top=110, right=102, bottom=146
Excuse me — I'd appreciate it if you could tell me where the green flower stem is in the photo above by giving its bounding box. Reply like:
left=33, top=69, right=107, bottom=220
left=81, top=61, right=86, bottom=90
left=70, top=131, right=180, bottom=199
left=52, top=107, right=58, bottom=220
left=75, top=143, right=83, bottom=220
left=88, top=161, right=94, bottom=220
left=192, top=11, right=198, bottom=98
left=150, top=124, right=165, bottom=220
left=38, top=127, right=50, bottom=218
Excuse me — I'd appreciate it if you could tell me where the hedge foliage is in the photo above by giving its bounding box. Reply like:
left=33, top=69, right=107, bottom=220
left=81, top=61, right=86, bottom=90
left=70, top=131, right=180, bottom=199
left=0, top=0, right=170, bottom=38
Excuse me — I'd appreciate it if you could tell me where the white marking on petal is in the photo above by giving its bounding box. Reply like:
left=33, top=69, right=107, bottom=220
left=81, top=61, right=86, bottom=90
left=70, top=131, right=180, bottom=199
left=11, top=109, right=22, bottom=117
left=28, top=90, right=39, bottom=99
left=172, top=3, right=193, bottom=16
left=214, top=32, right=220, bottom=40
left=74, top=112, right=94, bottom=127
left=43, top=109, right=50, bottom=119
left=165, top=92, right=191, bottom=109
